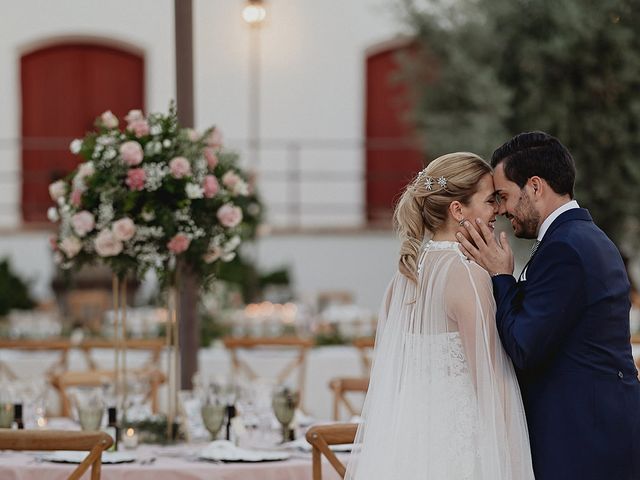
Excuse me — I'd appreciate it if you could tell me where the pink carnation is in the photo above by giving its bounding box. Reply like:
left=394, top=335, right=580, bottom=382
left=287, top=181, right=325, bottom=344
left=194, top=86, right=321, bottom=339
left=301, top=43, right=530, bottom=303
left=203, top=175, right=220, bottom=198
left=60, top=236, right=82, bottom=258
left=71, top=211, right=95, bottom=237
left=70, top=189, right=83, bottom=207
left=167, top=233, right=191, bottom=254
left=204, top=148, right=218, bottom=169
left=126, top=168, right=146, bottom=191
left=120, top=141, right=144, bottom=166
left=169, top=157, right=191, bottom=179
left=216, top=203, right=243, bottom=228
left=125, top=110, right=144, bottom=124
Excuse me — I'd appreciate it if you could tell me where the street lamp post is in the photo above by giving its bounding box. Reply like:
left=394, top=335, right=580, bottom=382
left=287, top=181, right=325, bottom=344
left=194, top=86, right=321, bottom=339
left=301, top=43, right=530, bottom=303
left=242, top=0, right=267, bottom=169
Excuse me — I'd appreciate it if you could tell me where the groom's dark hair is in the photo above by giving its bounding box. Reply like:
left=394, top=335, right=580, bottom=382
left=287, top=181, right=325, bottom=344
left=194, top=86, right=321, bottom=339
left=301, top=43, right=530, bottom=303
left=491, top=131, right=576, bottom=198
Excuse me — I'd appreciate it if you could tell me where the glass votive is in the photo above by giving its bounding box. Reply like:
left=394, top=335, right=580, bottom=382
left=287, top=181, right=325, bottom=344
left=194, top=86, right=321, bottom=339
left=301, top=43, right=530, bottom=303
left=122, top=427, right=139, bottom=449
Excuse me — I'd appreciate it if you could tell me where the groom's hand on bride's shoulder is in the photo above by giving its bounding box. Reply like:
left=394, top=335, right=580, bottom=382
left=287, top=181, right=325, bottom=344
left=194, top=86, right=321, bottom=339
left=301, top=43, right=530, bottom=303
left=456, top=218, right=514, bottom=277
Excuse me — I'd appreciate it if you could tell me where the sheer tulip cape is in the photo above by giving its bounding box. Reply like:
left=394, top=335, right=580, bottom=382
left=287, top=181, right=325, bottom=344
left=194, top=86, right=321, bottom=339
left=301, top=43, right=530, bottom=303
left=345, top=241, right=535, bottom=479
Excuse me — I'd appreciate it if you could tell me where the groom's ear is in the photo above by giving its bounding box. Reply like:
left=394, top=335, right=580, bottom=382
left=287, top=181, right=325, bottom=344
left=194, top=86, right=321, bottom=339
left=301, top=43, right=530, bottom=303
left=528, top=176, right=544, bottom=198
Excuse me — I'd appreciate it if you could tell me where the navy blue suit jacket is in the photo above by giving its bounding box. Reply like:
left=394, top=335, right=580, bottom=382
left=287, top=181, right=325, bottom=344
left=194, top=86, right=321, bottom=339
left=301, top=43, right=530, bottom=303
left=492, top=208, right=640, bottom=480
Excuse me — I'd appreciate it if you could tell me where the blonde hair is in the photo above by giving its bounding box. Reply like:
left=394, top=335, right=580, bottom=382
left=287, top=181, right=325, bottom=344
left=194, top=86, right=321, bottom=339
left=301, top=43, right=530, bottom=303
left=394, top=152, right=491, bottom=283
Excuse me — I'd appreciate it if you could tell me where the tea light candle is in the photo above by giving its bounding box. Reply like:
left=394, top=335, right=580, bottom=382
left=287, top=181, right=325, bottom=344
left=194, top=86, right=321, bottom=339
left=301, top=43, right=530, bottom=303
left=122, top=427, right=138, bottom=449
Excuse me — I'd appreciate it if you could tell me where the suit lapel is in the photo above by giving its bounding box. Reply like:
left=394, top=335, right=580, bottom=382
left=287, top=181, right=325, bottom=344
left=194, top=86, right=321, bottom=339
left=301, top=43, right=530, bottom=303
left=516, top=208, right=592, bottom=283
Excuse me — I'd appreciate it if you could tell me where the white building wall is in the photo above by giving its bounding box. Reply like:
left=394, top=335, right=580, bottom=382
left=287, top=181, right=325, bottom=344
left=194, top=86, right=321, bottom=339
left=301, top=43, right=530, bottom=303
left=0, top=0, right=406, bottom=305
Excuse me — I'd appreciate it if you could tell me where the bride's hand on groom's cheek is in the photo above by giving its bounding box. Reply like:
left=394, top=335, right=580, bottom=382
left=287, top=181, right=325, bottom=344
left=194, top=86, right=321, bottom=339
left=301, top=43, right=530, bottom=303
left=457, top=219, right=514, bottom=276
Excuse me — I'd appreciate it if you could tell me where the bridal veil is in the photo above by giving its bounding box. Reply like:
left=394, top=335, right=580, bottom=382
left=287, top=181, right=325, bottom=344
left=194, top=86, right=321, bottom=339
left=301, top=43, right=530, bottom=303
left=344, top=240, right=534, bottom=479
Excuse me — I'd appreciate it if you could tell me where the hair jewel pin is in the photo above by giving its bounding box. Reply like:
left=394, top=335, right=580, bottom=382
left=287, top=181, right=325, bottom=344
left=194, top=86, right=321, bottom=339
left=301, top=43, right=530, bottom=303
left=418, top=169, right=447, bottom=191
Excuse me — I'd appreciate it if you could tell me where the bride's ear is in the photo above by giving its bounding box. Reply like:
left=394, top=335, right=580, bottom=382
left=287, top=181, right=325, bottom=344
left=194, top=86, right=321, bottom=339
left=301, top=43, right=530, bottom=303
left=449, top=201, right=464, bottom=224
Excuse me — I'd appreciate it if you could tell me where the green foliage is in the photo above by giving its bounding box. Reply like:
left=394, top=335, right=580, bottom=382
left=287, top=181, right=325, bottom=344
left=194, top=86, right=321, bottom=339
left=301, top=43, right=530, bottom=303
left=400, top=0, right=640, bottom=251
left=0, top=258, right=36, bottom=316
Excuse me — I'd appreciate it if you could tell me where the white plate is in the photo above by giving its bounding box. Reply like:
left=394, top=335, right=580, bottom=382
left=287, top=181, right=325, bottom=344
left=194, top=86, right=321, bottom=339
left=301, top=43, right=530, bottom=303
left=199, top=440, right=291, bottom=463
left=284, top=437, right=352, bottom=453
left=41, top=451, right=136, bottom=464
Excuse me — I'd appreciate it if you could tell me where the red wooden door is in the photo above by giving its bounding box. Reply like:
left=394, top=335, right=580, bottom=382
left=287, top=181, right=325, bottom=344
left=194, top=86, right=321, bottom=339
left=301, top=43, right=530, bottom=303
left=365, top=42, right=424, bottom=226
left=21, top=43, right=144, bottom=223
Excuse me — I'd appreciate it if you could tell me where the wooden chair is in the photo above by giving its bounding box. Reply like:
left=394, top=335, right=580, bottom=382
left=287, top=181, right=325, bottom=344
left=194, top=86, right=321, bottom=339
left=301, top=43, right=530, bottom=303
left=222, top=336, right=314, bottom=412
left=306, top=423, right=358, bottom=480
left=352, top=337, right=375, bottom=375
left=328, top=377, right=369, bottom=421
left=51, top=367, right=165, bottom=417
left=0, top=429, right=112, bottom=480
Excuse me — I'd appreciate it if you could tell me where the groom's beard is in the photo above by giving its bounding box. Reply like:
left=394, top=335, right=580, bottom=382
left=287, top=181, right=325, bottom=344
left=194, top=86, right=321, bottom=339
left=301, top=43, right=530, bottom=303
left=507, top=191, right=539, bottom=239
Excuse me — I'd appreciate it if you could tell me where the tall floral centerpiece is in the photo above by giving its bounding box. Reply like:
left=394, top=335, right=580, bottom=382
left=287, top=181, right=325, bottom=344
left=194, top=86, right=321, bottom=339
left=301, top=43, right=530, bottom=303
left=48, top=104, right=262, bottom=434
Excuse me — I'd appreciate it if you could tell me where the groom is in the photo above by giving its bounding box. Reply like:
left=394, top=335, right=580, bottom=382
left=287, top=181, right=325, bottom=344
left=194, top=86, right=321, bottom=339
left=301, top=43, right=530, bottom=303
left=457, top=131, right=640, bottom=480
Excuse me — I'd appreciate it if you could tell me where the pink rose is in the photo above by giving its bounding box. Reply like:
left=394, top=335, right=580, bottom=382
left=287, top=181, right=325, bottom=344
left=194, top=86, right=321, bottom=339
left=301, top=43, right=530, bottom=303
left=119, top=141, right=144, bottom=166
left=60, top=236, right=82, bottom=258
left=71, top=211, right=95, bottom=237
left=48, top=180, right=67, bottom=201
left=204, top=148, right=218, bottom=169
left=125, top=110, right=144, bottom=123
left=70, top=189, right=83, bottom=207
left=167, top=233, right=191, bottom=254
left=203, top=175, right=219, bottom=198
left=112, top=217, right=136, bottom=241
left=94, top=229, right=123, bottom=257
left=222, top=171, right=240, bottom=188
left=126, top=168, right=146, bottom=191
left=100, top=110, right=119, bottom=129
left=216, top=203, right=243, bottom=228
left=169, top=157, right=191, bottom=179
left=206, top=128, right=223, bottom=148
left=128, top=118, right=150, bottom=137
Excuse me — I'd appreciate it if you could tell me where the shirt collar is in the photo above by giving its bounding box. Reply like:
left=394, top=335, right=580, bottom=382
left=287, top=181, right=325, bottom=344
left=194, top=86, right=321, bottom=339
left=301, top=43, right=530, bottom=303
left=537, top=200, right=580, bottom=242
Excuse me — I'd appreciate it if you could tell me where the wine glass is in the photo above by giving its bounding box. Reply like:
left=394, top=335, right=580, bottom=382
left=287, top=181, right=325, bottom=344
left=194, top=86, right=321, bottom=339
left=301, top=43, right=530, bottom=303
left=271, top=386, right=299, bottom=442
left=200, top=402, right=226, bottom=440
left=70, top=387, right=104, bottom=431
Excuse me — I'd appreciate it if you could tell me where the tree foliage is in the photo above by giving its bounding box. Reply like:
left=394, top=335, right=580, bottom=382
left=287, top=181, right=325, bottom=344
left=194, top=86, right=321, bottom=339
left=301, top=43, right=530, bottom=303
left=400, top=0, right=640, bottom=252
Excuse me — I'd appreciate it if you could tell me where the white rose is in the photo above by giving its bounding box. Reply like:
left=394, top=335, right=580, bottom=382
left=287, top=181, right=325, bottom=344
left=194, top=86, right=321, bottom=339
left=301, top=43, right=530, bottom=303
left=203, top=246, right=223, bottom=264
left=59, top=236, right=82, bottom=258
left=69, top=139, right=83, bottom=154
left=48, top=180, right=67, bottom=201
left=186, top=183, right=204, bottom=199
left=47, top=207, right=59, bottom=223
left=224, top=235, right=241, bottom=252
left=112, top=217, right=136, bottom=241
left=94, top=229, right=123, bottom=257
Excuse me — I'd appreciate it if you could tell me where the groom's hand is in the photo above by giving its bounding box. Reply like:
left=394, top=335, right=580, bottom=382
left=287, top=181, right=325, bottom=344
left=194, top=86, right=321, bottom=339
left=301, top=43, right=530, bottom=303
left=456, top=218, right=514, bottom=276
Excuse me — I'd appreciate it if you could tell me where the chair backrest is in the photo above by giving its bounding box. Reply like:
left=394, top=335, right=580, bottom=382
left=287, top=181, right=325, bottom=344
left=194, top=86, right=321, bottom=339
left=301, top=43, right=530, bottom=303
left=352, top=337, right=375, bottom=375
left=305, top=423, right=358, bottom=480
left=222, top=336, right=314, bottom=411
left=328, top=377, right=369, bottom=420
left=51, top=367, right=166, bottom=417
left=0, top=429, right=113, bottom=480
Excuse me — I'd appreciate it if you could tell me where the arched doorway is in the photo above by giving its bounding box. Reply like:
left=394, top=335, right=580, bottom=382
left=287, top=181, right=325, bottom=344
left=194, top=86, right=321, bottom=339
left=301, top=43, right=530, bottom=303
left=365, top=39, right=424, bottom=226
left=21, top=42, right=144, bottom=223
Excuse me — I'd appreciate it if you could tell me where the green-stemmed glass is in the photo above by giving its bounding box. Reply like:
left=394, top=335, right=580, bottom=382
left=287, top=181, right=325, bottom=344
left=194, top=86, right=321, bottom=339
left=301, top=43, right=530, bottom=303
left=0, top=403, right=14, bottom=428
left=201, top=403, right=226, bottom=440
left=271, top=387, right=299, bottom=442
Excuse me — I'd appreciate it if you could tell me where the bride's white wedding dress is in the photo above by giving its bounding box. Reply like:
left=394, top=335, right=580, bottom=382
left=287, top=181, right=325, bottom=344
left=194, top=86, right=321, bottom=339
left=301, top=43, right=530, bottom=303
left=345, top=240, right=535, bottom=479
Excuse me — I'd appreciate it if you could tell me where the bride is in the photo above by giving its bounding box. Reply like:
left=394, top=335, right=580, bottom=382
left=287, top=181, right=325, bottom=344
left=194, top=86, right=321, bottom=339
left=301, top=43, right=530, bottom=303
left=345, top=152, right=535, bottom=479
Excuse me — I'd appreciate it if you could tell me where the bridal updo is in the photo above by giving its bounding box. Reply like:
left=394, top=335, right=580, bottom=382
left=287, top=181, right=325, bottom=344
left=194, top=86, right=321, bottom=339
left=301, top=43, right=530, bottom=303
left=394, top=152, right=491, bottom=283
